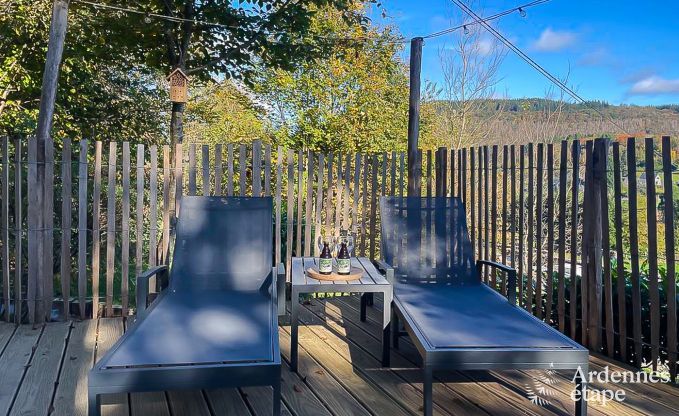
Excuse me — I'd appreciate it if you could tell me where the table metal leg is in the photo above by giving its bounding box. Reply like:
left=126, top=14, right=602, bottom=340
left=382, top=290, right=392, bottom=367
left=291, top=289, right=300, bottom=373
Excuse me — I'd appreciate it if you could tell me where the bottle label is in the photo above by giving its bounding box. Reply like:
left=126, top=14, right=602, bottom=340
left=337, top=258, right=351, bottom=274
left=319, top=258, right=333, bottom=274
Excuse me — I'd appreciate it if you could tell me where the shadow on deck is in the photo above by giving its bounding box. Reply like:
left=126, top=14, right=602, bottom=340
left=0, top=295, right=677, bottom=416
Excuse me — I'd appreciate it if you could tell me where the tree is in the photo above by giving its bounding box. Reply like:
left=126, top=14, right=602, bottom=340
left=0, top=0, right=167, bottom=143
left=99, top=0, right=372, bottom=145
left=254, top=4, right=431, bottom=153
left=437, top=14, right=506, bottom=149
left=184, top=81, right=270, bottom=144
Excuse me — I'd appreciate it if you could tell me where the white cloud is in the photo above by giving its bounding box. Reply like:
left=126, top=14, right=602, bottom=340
left=477, top=38, right=493, bottom=56
left=628, top=76, right=679, bottom=95
left=532, top=28, right=577, bottom=52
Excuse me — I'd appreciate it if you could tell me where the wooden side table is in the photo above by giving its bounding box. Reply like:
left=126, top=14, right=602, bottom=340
left=290, top=256, right=393, bottom=373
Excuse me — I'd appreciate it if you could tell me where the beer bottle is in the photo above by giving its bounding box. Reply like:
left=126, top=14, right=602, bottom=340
left=319, top=242, right=333, bottom=275
left=337, top=241, right=350, bottom=275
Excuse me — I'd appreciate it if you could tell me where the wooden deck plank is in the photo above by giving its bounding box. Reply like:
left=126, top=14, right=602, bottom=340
left=167, top=391, right=210, bottom=416
left=96, top=318, right=129, bottom=416
left=241, top=386, right=293, bottom=416
left=130, top=392, right=170, bottom=416
left=323, top=297, right=551, bottom=416
left=205, top=389, right=251, bottom=416
left=0, top=325, right=43, bottom=414
left=279, top=328, right=371, bottom=416
left=337, top=296, right=589, bottom=416
left=280, top=322, right=412, bottom=416
left=53, top=320, right=98, bottom=416
left=279, top=359, right=333, bottom=416
left=288, top=304, right=450, bottom=416
left=345, top=295, right=664, bottom=416
left=0, top=322, right=15, bottom=355
left=10, top=321, right=70, bottom=416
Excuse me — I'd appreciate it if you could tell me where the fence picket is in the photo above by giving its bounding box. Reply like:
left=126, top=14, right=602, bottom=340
left=627, top=137, right=643, bottom=366
left=304, top=152, right=314, bottom=257
left=135, top=145, right=144, bottom=280
left=264, top=144, right=271, bottom=196
left=274, top=146, right=282, bottom=266
left=296, top=151, right=304, bottom=254
left=215, top=144, right=222, bottom=196
left=121, top=143, right=130, bottom=316
left=202, top=144, right=210, bottom=196
left=239, top=144, right=246, bottom=196
left=644, top=138, right=660, bottom=369
left=612, top=142, right=626, bottom=361
left=44, top=136, right=54, bottom=320
left=60, top=139, right=72, bottom=318
left=314, top=154, right=325, bottom=257
left=188, top=144, right=196, bottom=196
left=1, top=137, right=9, bottom=321
left=149, top=146, right=158, bottom=269
left=535, top=143, right=543, bottom=319
left=569, top=140, right=581, bottom=340
left=15, top=138, right=23, bottom=323
left=91, top=141, right=102, bottom=319
left=285, top=150, right=294, bottom=278
left=557, top=141, right=568, bottom=333
left=527, top=143, right=535, bottom=313
left=162, top=146, right=171, bottom=264
left=661, top=136, right=677, bottom=381
left=252, top=140, right=261, bottom=197
left=491, top=145, right=498, bottom=288
left=599, top=139, right=613, bottom=357
left=105, top=143, right=117, bottom=317
left=546, top=144, right=555, bottom=323
left=227, top=144, right=234, bottom=196
left=518, top=146, right=525, bottom=307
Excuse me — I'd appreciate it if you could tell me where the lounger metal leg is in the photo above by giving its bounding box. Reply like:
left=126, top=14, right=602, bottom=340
left=88, top=389, right=100, bottom=416
left=382, top=291, right=392, bottom=367
left=291, top=289, right=300, bottom=373
left=423, top=366, right=433, bottom=416
left=273, top=378, right=282, bottom=416
left=367, top=292, right=374, bottom=306
left=392, top=308, right=399, bottom=349
left=360, top=293, right=367, bottom=322
left=575, top=368, right=588, bottom=416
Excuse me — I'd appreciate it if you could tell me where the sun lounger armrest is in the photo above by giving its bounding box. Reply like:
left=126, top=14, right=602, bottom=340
left=136, top=265, right=169, bottom=317
left=476, top=260, right=517, bottom=305
left=372, top=259, right=395, bottom=283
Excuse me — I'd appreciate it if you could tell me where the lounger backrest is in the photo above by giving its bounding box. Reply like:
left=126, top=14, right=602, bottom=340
left=170, top=196, right=273, bottom=292
left=380, top=196, right=478, bottom=285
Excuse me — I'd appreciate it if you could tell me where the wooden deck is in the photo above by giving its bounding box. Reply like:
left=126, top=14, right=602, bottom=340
left=1, top=295, right=678, bottom=416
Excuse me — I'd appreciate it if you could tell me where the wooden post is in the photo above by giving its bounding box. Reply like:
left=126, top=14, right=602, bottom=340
left=407, top=37, right=423, bottom=196
left=644, top=137, right=660, bottom=370
left=35, top=1, right=69, bottom=322
left=583, top=139, right=606, bottom=351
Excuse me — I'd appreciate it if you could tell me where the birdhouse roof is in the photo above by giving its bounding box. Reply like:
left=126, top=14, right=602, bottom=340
left=167, top=68, right=188, bottom=81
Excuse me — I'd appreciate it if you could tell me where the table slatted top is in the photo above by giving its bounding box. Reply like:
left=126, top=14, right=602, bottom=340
left=291, top=257, right=390, bottom=287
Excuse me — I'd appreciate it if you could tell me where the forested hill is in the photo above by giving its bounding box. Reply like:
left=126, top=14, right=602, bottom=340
left=430, top=98, right=679, bottom=142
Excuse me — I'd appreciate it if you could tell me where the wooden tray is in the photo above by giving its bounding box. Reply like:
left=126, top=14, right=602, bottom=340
left=306, top=266, right=364, bottom=281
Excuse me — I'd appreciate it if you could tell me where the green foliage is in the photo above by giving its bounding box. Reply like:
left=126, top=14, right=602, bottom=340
left=184, top=81, right=271, bottom=144
left=0, top=0, right=168, bottom=142
left=253, top=4, right=431, bottom=153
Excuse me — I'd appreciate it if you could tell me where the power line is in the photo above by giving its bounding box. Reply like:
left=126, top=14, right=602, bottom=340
left=73, top=0, right=550, bottom=46
left=424, top=0, right=550, bottom=39
left=450, top=0, right=631, bottom=136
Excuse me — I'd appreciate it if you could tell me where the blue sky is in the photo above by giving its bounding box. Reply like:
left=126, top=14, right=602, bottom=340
left=369, top=1, right=679, bottom=105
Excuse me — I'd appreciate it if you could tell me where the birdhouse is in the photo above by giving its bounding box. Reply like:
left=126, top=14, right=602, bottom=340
left=167, top=68, right=189, bottom=103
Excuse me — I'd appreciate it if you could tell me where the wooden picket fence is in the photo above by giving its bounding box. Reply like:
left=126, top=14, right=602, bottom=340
left=0, top=135, right=676, bottom=379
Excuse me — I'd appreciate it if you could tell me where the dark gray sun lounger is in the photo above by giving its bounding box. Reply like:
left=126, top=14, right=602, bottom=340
left=378, top=197, right=589, bottom=416
left=89, top=196, right=284, bottom=415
